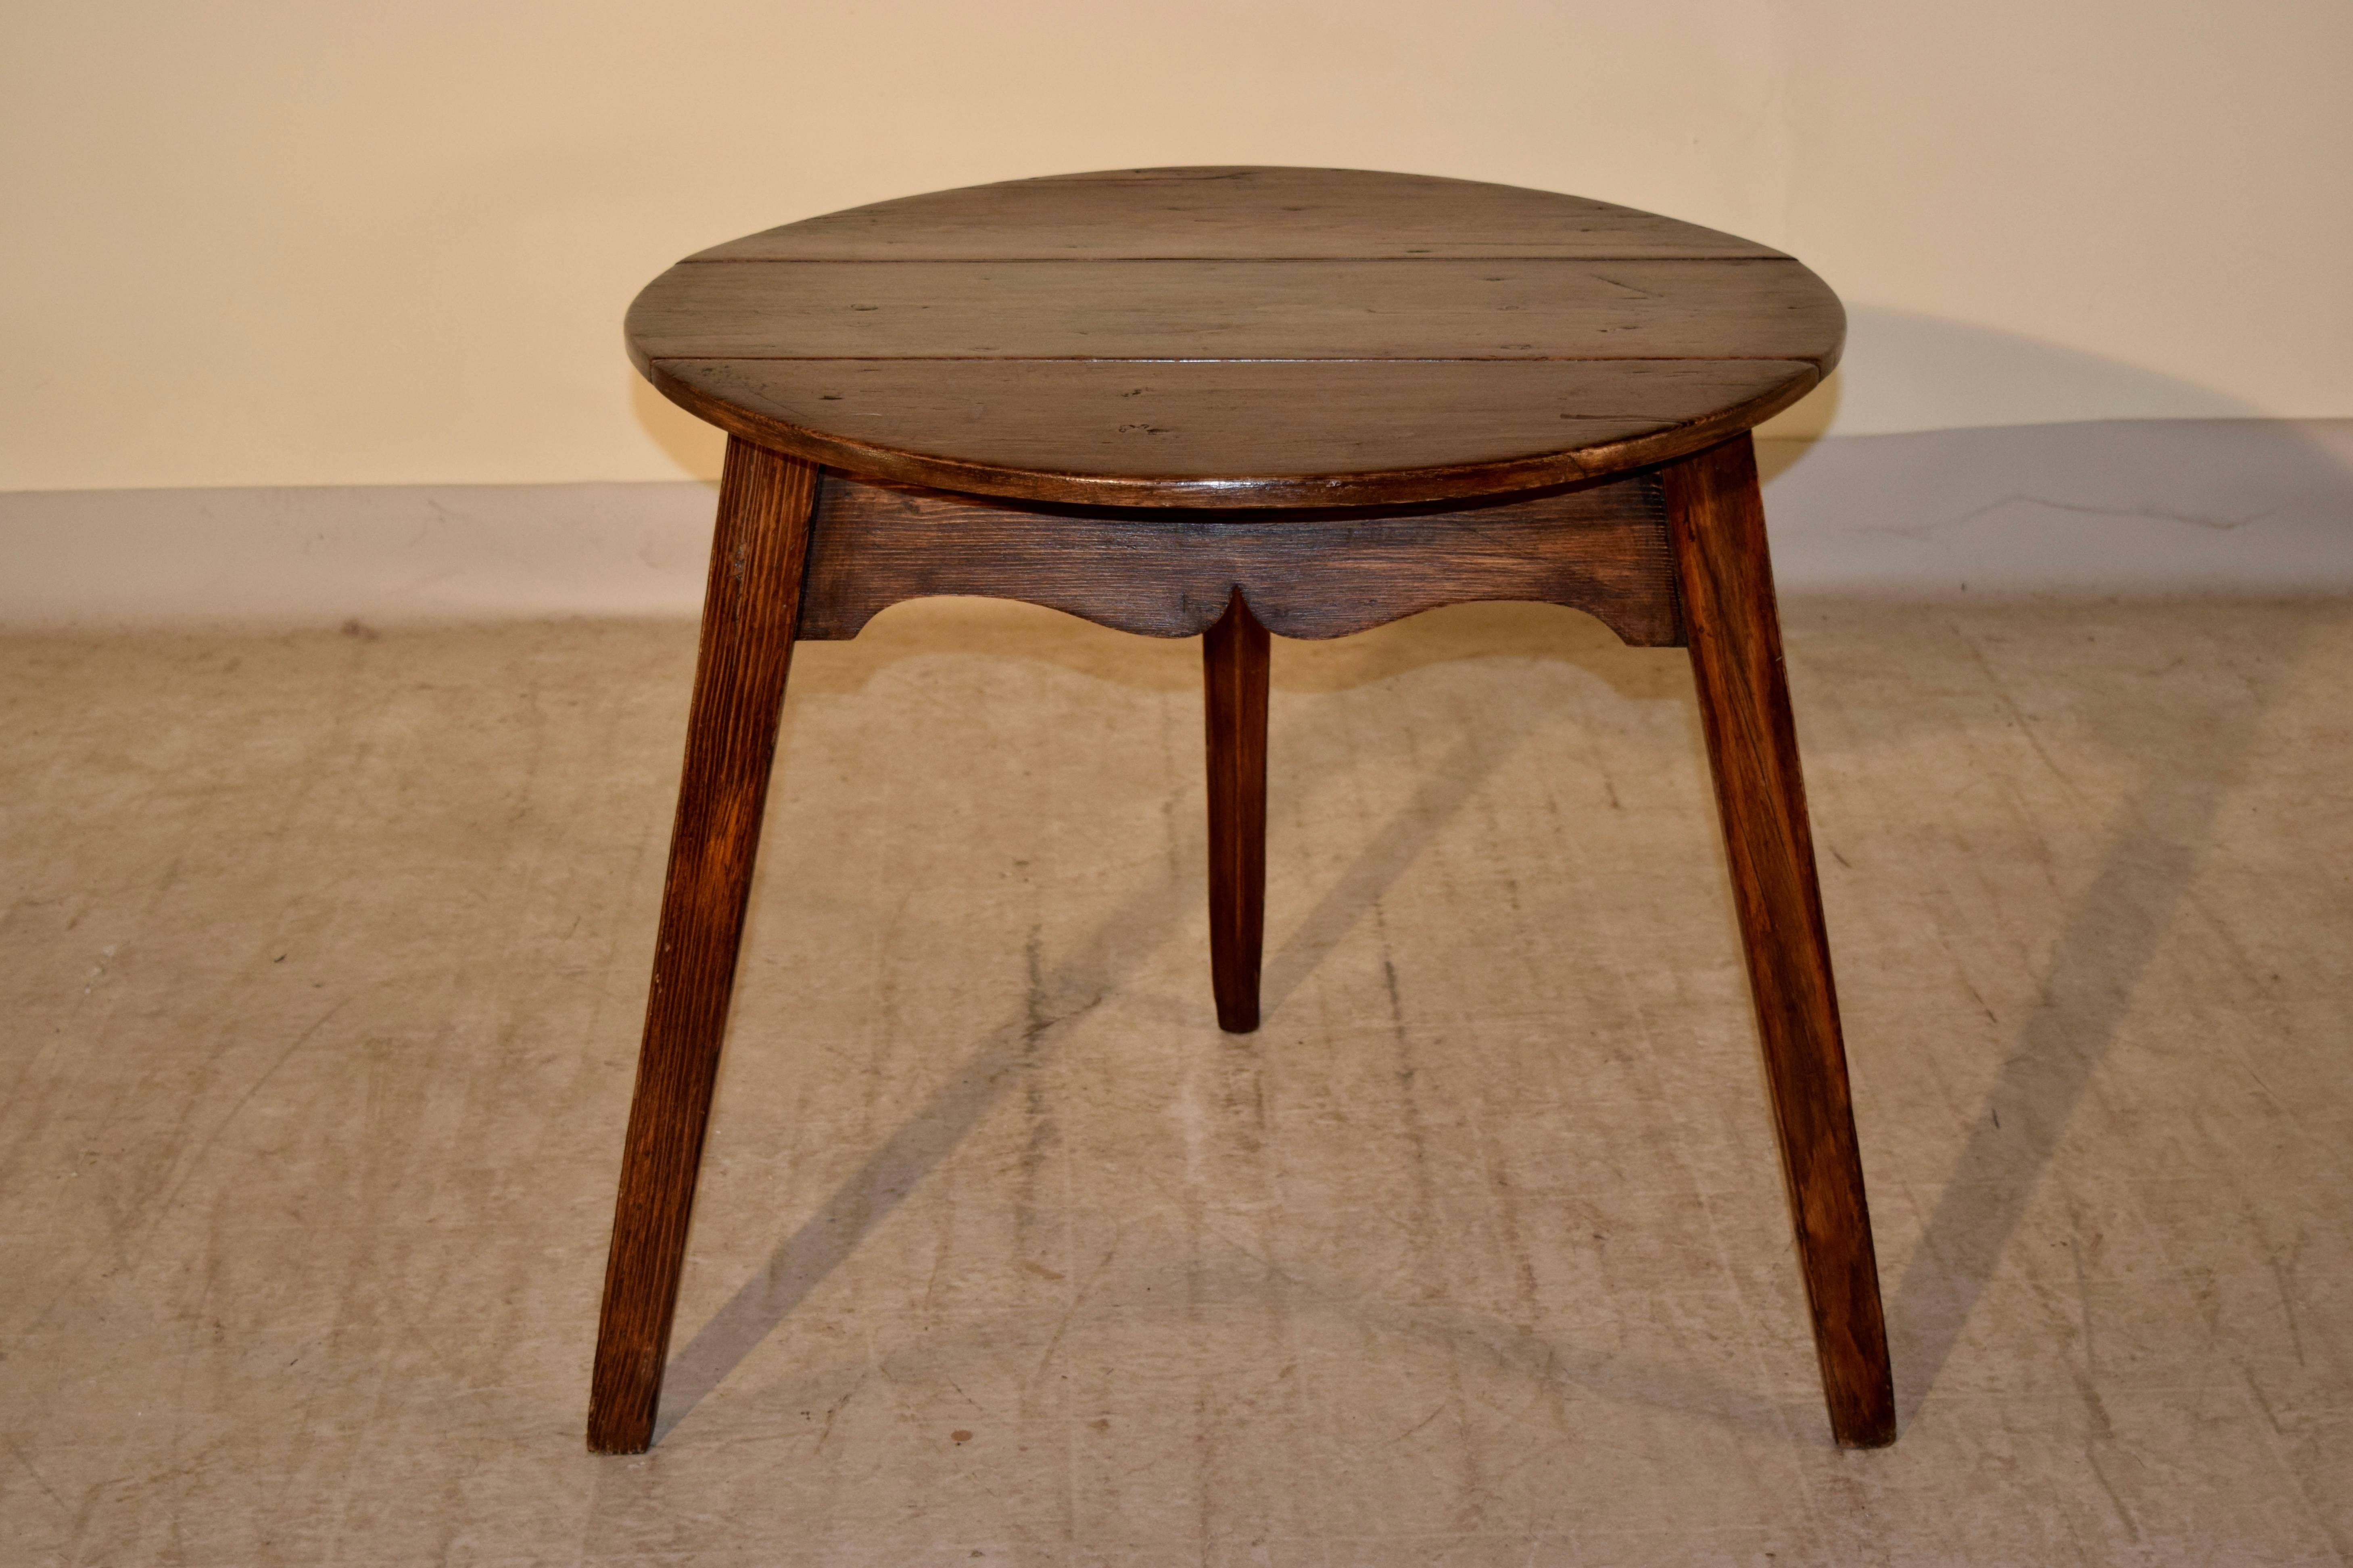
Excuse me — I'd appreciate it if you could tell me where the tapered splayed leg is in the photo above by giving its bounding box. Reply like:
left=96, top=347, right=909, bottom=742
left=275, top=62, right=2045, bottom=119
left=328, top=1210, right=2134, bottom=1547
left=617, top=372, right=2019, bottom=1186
left=1664, top=433, right=1897, bottom=1449
left=588, top=438, right=820, bottom=1454
left=1203, top=589, right=1270, bottom=1033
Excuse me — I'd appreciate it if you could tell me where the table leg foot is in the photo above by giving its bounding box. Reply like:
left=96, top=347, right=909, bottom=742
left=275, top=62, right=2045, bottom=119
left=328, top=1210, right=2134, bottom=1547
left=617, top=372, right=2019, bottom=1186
left=588, top=438, right=818, bottom=1454
left=1203, top=590, right=1269, bottom=1034
left=1666, top=434, right=1898, bottom=1449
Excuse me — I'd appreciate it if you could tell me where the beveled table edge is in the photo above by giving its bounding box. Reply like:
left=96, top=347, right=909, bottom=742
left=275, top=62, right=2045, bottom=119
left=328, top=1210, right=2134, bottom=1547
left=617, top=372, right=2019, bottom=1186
left=632, top=354, right=1829, bottom=511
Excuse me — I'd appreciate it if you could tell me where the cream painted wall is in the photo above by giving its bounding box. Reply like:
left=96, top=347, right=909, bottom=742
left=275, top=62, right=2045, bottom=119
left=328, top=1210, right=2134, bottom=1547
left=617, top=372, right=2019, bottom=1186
left=4, top=0, right=2347, bottom=490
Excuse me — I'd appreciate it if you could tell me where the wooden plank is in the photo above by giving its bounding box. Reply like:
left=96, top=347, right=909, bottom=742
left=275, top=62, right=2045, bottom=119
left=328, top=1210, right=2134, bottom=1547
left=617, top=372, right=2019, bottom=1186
left=689, top=166, right=1787, bottom=262
left=629, top=258, right=1839, bottom=365
left=796, top=470, right=1681, bottom=646
left=640, top=356, right=1820, bottom=508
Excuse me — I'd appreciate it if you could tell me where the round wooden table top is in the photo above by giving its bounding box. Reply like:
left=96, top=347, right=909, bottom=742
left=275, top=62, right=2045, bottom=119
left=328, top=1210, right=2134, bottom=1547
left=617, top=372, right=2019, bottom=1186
left=627, top=166, right=1842, bottom=510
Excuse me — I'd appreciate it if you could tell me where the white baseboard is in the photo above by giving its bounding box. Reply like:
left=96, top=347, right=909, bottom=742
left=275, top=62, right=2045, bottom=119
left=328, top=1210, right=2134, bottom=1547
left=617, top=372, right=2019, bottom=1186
left=0, top=481, right=721, bottom=630
left=3, top=420, right=2348, bottom=629
left=1756, top=419, right=2353, bottom=596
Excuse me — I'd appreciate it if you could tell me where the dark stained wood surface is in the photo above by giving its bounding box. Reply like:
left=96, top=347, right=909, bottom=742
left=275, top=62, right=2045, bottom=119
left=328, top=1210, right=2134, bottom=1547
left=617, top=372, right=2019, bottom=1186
left=630, top=259, right=1835, bottom=360
left=588, top=437, right=820, bottom=1456
left=1664, top=434, right=1896, bottom=1449
left=691, top=166, right=1787, bottom=261
left=1203, top=592, right=1270, bottom=1034
left=649, top=358, right=1815, bottom=511
left=627, top=167, right=1841, bottom=508
left=795, top=469, right=1682, bottom=646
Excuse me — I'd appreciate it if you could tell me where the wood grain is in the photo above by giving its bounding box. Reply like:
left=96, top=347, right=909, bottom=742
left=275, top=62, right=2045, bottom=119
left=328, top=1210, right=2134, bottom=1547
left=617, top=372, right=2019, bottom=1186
left=625, top=166, right=1843, bottom=509
left=688, top=166, right=1787, bottom=262
left=588, top=437, right=819, bottom=1456
left=1665, top=433, right=1896, bottom=1449
left=1203, top=592, right=1270, bottom=1034
left=795, top=470, right=1682, bottom=646
left=646, top=357, right=1818, bottom=509
left=630, top=259, right=1839, bottom=362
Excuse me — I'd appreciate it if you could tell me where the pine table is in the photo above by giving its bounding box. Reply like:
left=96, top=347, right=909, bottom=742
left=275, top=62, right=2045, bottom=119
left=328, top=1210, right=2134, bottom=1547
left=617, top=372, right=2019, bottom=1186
left=589, top=166, right=1895, bottom=1456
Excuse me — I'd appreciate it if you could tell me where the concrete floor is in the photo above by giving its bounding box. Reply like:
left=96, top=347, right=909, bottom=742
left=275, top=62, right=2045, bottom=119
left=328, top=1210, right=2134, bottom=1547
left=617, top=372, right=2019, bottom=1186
left=3, top=597, right=2349, bottom=1566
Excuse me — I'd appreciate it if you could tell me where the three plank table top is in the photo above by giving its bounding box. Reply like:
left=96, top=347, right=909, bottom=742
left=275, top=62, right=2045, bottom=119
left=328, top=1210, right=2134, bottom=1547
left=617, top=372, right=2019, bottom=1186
left=625, top=164, right=1842, bottom=509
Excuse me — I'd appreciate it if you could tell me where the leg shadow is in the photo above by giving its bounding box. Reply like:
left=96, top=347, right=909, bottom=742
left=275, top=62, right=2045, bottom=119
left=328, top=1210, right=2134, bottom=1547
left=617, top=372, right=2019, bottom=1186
left=1887, top=607, right=2322, bottom=1415
left=1258, top=724, right=1519, bottom=1017
left=648, top=834, right=1190, bottom=1443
